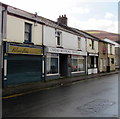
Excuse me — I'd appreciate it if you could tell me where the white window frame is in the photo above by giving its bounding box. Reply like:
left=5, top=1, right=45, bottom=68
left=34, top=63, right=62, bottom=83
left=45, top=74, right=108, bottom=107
left=110, top=45, right=112, bottom=54
left=46, top=53, right=59, bottom=76
left=91, top=40, right=94, bottom=49
left=55, top=30, right=62, bottom=47
left=71, top=55, right=85, bottom=73
left=78, top=37, right=81, bottom=50
left=24, top=22, right=32, bottom=43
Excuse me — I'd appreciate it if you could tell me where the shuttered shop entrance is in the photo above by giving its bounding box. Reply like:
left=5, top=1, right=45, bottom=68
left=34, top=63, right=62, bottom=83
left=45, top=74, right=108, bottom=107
left=5, top=54, right=42, bottom=86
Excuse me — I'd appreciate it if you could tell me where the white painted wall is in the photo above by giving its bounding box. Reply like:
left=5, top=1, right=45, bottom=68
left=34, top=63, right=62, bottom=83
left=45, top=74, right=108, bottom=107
left=3, top=15, right=42, bottom=45
left=43, top=25, right=86, bottom=53
left=108, top=44, right=115, bottom=54
left=43, top=26, right=56, bottom=47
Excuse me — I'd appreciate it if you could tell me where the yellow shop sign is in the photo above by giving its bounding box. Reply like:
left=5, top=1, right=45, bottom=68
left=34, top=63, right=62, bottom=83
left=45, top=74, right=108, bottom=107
left=8, top=45, right=43, bottom=55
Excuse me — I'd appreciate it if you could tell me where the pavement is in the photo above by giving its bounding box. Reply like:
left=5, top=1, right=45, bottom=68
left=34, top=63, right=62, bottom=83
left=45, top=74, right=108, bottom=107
left=2, top=71, right=119, bottom=97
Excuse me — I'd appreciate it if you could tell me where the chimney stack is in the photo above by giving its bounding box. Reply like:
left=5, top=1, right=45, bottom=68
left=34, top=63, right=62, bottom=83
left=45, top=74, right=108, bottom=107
left=57, top=14, right=67, bottom=26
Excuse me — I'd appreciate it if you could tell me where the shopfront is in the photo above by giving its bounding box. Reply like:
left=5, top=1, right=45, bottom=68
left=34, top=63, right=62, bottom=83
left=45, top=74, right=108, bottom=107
left=87, top=53, right=98, bottom=74
left=3, top=42, right=43, bottom=87
left=45, top=47, right=87, bottom=80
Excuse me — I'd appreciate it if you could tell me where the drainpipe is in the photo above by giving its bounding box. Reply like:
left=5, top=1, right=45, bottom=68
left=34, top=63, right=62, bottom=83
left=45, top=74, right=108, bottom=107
left=0, top=3, right=7, bottom=119
left=42, top=25, right=46, bottom=82
left=0, top=4, right=2, bottom=89
left=85, top=38, right=88, bottom=75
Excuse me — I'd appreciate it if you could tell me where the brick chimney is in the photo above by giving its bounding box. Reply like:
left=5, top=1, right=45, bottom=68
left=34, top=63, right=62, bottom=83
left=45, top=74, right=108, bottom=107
left=57, top=14, right=67, bottom=26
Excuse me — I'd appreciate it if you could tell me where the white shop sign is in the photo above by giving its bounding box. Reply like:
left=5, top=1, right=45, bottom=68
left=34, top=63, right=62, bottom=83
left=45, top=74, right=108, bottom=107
left=47, top=47, right=87, bottom=56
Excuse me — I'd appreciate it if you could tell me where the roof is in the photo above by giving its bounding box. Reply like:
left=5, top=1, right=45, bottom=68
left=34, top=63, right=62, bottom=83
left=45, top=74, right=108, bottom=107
left=85, top=30, right=118, bottom=42
left=1, top=2, right=106, bottom=42
left=103, top=38, right=120, bottom=47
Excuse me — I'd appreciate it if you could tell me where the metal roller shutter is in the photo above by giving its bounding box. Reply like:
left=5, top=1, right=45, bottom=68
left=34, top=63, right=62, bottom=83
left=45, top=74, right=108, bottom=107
left=6, top=54, right=42, bottom=86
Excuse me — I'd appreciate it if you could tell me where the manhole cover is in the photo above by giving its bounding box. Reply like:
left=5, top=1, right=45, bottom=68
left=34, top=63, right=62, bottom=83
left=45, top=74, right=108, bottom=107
left=77, top=99, right=116, bottom=114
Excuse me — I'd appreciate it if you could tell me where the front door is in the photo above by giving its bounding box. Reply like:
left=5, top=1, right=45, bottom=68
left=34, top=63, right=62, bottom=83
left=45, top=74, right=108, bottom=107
left=59, top=54, right=68, bottom=77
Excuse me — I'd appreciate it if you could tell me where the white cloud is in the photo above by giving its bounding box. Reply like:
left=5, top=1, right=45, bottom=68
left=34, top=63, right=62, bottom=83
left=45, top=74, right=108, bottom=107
left=68, top=7, right=90, bottom=14
left=105, top=12, right=114, bottom=19
left=0, top=0, right=118, bottom=33
left=68, top=17, right=118, bottom=33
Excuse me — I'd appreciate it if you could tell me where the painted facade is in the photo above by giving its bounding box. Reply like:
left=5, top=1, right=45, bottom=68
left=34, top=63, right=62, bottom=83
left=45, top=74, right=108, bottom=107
left=107, top=43, right=115, bottom=71
left=104, top=39, right=120, bottom=69
left=86, top=38, right=99, bottom=74
left=2, top=4, right=44, bottom=87
left=0, top=2, right=118, bottom=87
left=98, top=40, right=108, bottom=72
left=43, top=25, right=87, bottom=80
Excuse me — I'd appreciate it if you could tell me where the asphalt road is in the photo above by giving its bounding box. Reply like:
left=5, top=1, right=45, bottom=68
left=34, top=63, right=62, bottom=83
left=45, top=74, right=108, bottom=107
left=2, top=74, right=118, bottom=117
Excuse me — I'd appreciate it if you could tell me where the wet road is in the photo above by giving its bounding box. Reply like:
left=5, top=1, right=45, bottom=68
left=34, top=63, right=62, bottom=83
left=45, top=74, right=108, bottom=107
left=3, top=74, right=118, bottom=117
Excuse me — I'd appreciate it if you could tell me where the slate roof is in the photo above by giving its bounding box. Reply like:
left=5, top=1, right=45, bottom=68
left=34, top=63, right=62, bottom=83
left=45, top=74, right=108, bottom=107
left=1, top=2, right=105, bottom=42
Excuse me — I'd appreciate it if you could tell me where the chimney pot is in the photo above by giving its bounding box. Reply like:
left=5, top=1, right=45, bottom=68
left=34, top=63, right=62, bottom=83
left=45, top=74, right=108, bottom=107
left=57, top=14, right=68, bottom=26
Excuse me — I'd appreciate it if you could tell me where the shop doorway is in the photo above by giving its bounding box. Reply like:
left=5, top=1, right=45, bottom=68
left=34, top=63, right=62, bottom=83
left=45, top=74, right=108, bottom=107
left=59, top=54, right=68, bottom=77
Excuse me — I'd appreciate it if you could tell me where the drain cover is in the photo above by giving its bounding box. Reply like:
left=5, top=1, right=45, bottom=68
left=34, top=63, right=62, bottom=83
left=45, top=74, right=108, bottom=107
left=77, top=99, right=116, bottom=114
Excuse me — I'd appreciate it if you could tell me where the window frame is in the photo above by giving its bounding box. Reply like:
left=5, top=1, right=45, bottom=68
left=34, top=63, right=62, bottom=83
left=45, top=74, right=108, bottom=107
left=78, top=37, right=81, bottom=50
left=71, top=55, right=85, bottom=73
left=46, top=53, right=59, bottom=75
left=111, top=58, right=114, bottom=64
left=24, top=22, right=32, bottom=43
left=55, top=31, right=62, bottom=47
left=91, top=40, right=94, bottom=49
left=110, top=44, right=112, bottom=54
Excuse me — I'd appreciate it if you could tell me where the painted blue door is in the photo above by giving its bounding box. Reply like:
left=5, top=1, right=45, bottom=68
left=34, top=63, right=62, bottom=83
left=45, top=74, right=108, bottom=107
left=5, top=54, right=43, bottom=86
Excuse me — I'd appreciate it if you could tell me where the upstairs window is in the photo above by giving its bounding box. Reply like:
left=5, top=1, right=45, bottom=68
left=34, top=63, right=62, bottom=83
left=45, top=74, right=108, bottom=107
left=55, top=31, right=62, bottom=46
left=110, top=45, right=112, bottom=54
left=24, top=23, right=32, bottom=43
left=78, top=37, right=81, bottom=50
left=111, top=58, right=114, bottom=64
left=91, top=40, right=94, bottom=49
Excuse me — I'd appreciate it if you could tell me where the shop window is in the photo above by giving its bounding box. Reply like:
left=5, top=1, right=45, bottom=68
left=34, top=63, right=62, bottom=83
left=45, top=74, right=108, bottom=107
left=111, top=58, right=114, bottom=64
left=71, top=55, right=84, bottom=72
left=24, top=23, right=32, bottom=43
left=55, top=31, right=62, bottom=46
left=78, top=37, right=81, bottom=50
left=91, top=56, right=94, bottom=68
left=88, top=56, right=97, bottom=68
left=46, top=53, right=59, bottom=75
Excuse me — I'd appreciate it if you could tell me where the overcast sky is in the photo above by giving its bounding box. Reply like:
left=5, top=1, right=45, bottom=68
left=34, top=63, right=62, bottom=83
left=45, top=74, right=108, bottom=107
left=0, top=0, right=118, bottom=33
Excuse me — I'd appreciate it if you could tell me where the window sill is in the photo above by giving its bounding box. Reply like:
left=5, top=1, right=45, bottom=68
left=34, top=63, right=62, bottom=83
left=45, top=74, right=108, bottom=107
left=56, top=46, right=63, bottom=48
left=47, top=73, right=60, bottom=76
left=24, top=41, right=34, bottom=45
left=78, top=49, right=82, bottom=51
left=72, top=71, right=85, bottom=74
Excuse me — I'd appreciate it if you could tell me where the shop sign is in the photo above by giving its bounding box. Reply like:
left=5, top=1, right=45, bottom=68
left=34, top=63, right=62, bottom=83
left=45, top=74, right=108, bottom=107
left=47, top=47, right=87, bottom=56
left=8, top=45, right=43, bottom=55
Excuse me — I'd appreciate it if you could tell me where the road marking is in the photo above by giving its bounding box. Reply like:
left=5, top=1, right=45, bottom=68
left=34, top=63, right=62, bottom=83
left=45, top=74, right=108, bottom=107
left=2, top=93, right=23, bottom=99
left=2, top=85, right=61, bottom=99
left=2, top=75, right=110, bottom=99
